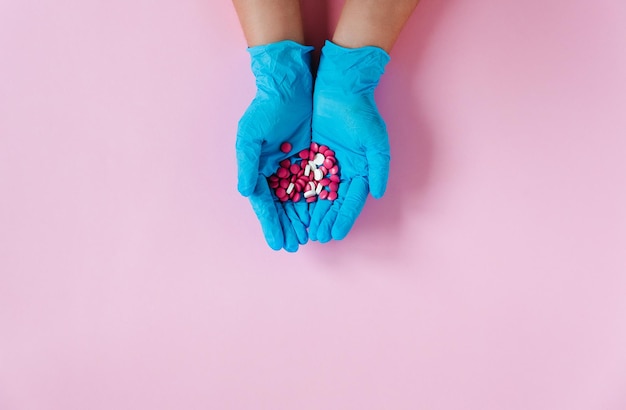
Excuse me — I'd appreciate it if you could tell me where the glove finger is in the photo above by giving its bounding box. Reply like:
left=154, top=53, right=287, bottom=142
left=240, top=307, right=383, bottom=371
left=331, top=177, right=369, bottom=241
left=317, top=205, right=339, bottom=243
left=249, top=176, right=283, bottom=250
left=236, top=131, right=263, bottom=197
left=293, top=200, right=311, bottom=228
left=284, top=202, right=309, bottom=245
left=277, top=203, right=300, bottom=252
left=308, top=198, right=332, bottom=241
left=365, top=146, right=390, bottom=199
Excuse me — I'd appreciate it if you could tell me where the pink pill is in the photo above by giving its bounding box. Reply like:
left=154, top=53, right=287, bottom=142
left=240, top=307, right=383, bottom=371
left=323, top=158, right=335, bottom=169
left=320, top=178, right=330, bottom=187
left=325, top=149, right=335, bottom=157
left=328, top=191, right=338, bottom=201
left=309, top=151, right=315, bottom=161
left=280, top=179, right=289, bottom=189
left=310, top=142, right=319, bottom=153
left=280, top=142, right=292, bottom=153
left=298, top=150, right=308, bottom=159
left=329, top=175, right=340, bottom=183
left=275, top=187, right=286, bottom=198
left=308, top=172, right=314, bottom=181
left=290, top=174, right=297, bottom=183
left=279, top=159, right=291, bottom=169
left=292, top=192, right=301, bottom=202
left=306, top=196, right=317, bottom=203
left=277, top=168, right=289, bottom=179
left=319, top=166, right=327, bottom=176
left=295, top=183, right=302, bottom=192
left=269, top=180, right=279, bottom=189
left=329, top=165, right=339, bottom=175
left=280, top=195, right=289, bottom=202
left=319, top=190, right=329, bottom=200
left=297, top=169, right=304, bottom=177
left=269, top=175, right=279, bottom=183
left=290, top=164, right=300, bottom=174
left=329, top=181, right=339, bottom=192
left=318, top=145, right=328, bottom=154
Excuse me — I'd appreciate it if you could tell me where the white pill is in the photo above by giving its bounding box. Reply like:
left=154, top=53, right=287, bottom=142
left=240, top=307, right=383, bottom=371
left=313, top=153, right=325, bottom=166
left=315, top=183, right=323, bottom=195
left=308, top=181, right=316, bottom=191
left=286, top=183, right=294, bottom=195
left=314, top=169, right=323, bottom=181
left=303, top=189, right=316, bottom=198
left=304, top=164, right=311, bottom=176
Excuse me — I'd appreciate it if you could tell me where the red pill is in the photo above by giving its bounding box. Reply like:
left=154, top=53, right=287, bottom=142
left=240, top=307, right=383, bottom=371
left=329, top=181, right=339, bottom=192
left=328, top=191, right=338, bottom=201
left=299, top=149, right=309, bottom=159
left=269, top=180, right=279, bottom=189
left=320, top=178, right=330, bottom=187
left=280, top=179, right=289, bottom=189
left=318, top=145, right=328, bottom=154
left=325, top=149, right=335, bottom=157
left=306, top=196, right=317, bottom=203
left=329, top=175, right=340, bottom=183
left=292, top=192, right=301, bottom=202
left=280, top=195, right=289, bottom=202
left=275, top=187, right=286, bottom=198
left=329, top=165, right=339, bottom=175
left=323, top=158, right=335, bottom=169
left=319, top=166, right=327, bottom=176
left=269, top=175, right=279, bottom=183
left=319, top=190, right=329, bottom=200
left=310, top=142, right=319, bottom=153
left=290, top=164, right=300, bottom=174
left=277, top=168, right=289, bottom=179
left=308, top=151, right=315, bottom=161
left=279, top=159, right=291, bottom=168
left=280, top=142, right=292, bottom=153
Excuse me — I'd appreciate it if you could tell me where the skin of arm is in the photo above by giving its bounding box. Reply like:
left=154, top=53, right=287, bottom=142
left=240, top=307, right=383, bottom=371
left=232, top=0, right=305, bottom=46
left=333, top=0, right=420, bottom=52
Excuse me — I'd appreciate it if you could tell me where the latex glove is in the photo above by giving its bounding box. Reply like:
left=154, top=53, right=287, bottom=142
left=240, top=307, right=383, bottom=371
left=309, top=40, right=391, bottom=243
left=236, top=40, right=314, bottom=251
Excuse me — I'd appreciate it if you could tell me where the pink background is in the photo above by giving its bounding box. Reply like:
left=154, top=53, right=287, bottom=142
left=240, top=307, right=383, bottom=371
left=1, top=0, right=626, bottom=409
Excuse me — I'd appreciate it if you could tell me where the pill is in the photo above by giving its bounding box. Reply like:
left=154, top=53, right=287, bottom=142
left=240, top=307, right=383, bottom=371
left=320, top=178, right=330, bottom=186
left=309, top=150, right=315, bottom=161
left=269, top=175, right=279, bottom=183
left=313, top=153, right=325, bottom=166
left=286, top=182, right=295, bottom=195
left=329, top=174, right=340, bottom=183
left=292, top=192, right=301, bottom=202
left=325, top=149, right=335, bottom=157
left=294, top=183, right=302, bottom=192
left=280, top=142, right=292, bottom=153
left=308, top=172, right=314, bottom=181
left=304, top=164, right=311, bottom=176
left=304, top=189, right=316, bottom=199
left=280, top=195, right=289, bottom=202
left=319, top=190, right=329, bottom=200
left=280, top=159, right=291, bottom=168
left=329, top=181, right=339, bottom=192
left=323, top=158, right=334, bottom=169
left=315, top=183, right=323, bottom=195
left=310, top=142, right=319, bottom=153
left=314, top=169, right=323, bottom=181
left=299, top=149, right=309, bottom=159
left=290, top=174, right=297, bottom=183
left=280, top=179, right=289, bottom=189
left=290, top=164, right=300, bottom=174
left=308, top=181, right=316, bottom=191
left=329, top=165, right=339, bottom=175
left=269, top=179, right=279, bottom=189
left=308, top=160, right=316, bottom=169
left=306, top=196, right=317, bottom=203
left=318, top=145, right=328, bottom=154
left=327, top=191, right=338, bottom=201
left=277, top=168, right=289, bottom=178
left=319, top=166, right=327, bottom=176
left=275, top=187, right=286, bottom=198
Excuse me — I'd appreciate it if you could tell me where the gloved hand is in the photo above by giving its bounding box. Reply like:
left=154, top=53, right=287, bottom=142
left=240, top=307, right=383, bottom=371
left=309, top=40, right=391, bottom=243
left=236, top=40, right=314, bottom=252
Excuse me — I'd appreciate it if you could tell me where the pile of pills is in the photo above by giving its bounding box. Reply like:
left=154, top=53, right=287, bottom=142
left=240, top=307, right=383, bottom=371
left=268, top=141, right=340, bottom=203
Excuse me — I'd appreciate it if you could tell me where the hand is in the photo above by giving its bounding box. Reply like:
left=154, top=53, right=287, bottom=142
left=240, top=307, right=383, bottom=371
left=308, top=41, right=391, bottom=243
left=236, top=40, right=314, bottom=251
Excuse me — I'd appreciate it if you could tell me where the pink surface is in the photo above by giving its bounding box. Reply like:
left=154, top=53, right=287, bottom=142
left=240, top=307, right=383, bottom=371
left=1, top=1, right=626, bottom=409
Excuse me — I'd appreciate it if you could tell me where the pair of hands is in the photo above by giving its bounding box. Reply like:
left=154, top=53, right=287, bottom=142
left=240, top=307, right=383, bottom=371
left=236, top=40, right=391, bottom=251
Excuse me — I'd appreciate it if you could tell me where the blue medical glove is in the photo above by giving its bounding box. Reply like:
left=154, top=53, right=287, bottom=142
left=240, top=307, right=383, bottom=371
left=309, top=40, right=391, bottom=243
left=236, top=40, right=314, bottom=251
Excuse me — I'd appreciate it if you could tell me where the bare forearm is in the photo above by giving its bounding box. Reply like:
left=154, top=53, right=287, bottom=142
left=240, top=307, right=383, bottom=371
left=232, top=0, right=305, bottom=46
left=333, top=0, right=420, bottom=52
